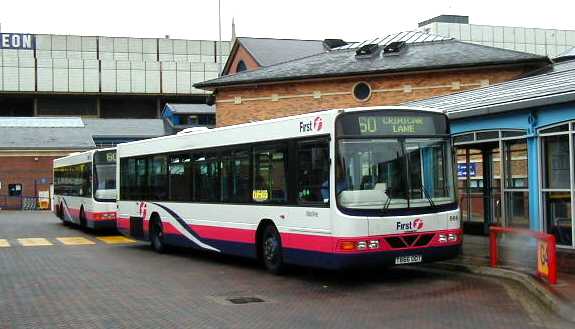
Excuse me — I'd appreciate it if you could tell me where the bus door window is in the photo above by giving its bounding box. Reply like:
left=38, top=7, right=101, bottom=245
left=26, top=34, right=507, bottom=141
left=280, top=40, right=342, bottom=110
left=193, top=153, right=220, bottom=202
left=296, top=139, right=330, bottom=204
left=221, top=150, right=250, bottom=203
left=135, top=158, right=148, bottom=200
left=149, top=155, right=168, bottom=201
left=253, top=145, right=288, bottom=203
left=168, top=154, right=193, bottom=201
left=120, top=158, right=137, bottom=200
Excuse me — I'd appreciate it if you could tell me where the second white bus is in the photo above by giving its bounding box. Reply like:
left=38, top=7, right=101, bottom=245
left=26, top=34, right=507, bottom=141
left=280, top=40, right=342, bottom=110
left=116, top=107, right=462, bottom=272
left=53, top=148, right=117, bottom=230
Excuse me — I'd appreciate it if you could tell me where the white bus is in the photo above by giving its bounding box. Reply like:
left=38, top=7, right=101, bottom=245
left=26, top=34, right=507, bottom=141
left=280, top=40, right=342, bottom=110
left=53, top=148, right=117, bottom=230
left=116, top=107, right=461, bottom=272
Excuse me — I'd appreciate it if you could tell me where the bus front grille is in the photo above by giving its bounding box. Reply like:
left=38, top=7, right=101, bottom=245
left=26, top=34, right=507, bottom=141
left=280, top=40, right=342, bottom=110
left=384, top=233, right=435, bottom=249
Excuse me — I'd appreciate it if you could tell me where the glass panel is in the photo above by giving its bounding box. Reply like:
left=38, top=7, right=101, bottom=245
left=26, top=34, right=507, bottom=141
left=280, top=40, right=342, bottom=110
left=454, top=133, right=474, bottom=144
left=505, top=191, right=529, bottom=228
left=297, top=140, right=330, bottom=204
left=542, top=135, right=570, bottom=189
left=221, top=151, right=250, bottom=203
left=168, top=154, right=193, bottom=202
left=93, top=150, right=117, bottom=201
left=253, top=146, right=287, bottom=203
left=194, top=154, right=220, bottom=202
left=540, top=124, right=568, bottom=134
left=338, top=139, right=407, bottom=209
left=504, top=139, right=528, bottom=189
left=135, top=158, right=148, bottom=200
left=502, top=130, right=526, bottom=138
left=337, top=138, right=455, bottom=210
left=149, top=156, right=167, bottom=201
left=545, top=192, right=572, bottom=246
left=476, top=131, right=499, bottom=140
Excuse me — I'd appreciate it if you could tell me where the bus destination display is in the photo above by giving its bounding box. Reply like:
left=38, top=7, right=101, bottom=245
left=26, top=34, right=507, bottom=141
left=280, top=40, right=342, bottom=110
left=359, top=116, right=434, bottom=134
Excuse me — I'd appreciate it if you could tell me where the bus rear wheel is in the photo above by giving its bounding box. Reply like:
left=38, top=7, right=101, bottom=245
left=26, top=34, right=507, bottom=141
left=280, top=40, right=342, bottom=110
left=261, top=225, right=286, bottom=274
left=150, top=219, right=167, bottom=253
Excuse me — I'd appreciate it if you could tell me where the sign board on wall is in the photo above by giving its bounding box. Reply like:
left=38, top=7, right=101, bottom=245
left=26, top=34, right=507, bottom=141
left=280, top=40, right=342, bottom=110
left=0, top=33, right=35, bottom=49
left=457, top=163, right=477, bottom=177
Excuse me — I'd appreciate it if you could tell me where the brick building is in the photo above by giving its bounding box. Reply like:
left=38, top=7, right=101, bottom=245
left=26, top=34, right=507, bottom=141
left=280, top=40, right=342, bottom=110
left=222, top=37, right=332, bottom=75
left=195, top=31, right=550, bottom=127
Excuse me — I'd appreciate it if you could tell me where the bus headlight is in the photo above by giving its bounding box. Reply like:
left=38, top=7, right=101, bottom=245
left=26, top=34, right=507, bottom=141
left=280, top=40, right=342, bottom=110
left=438, top=234, right=447, bottom=243
left=357, top=241, right=367, bottom=250
left=448, top=233, right=457, bottom=242
left=368, top=240, right=380, bottom=249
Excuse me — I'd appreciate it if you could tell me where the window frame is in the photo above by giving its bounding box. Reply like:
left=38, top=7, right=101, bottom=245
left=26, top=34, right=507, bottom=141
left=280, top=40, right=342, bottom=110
left=117, top=135, right=331, bottom=208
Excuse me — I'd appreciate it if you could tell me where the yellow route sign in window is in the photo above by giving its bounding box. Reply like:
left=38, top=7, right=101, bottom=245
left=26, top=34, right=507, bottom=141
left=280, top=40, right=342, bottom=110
left=56, top=237, right=96, bottom=245
left=0, top=239, right=10, bottom=247
left=18, top=238, right=53, bottom=247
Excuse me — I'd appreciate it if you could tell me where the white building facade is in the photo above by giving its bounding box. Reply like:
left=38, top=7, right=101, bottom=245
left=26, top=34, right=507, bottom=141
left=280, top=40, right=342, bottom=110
left=418, top=15, right=575, bottom=58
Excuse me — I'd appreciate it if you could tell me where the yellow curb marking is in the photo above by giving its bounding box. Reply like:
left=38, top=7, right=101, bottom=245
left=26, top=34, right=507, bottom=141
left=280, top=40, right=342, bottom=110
left=96, top=236, right=136, bottom=244
left=56, top=237, right=96, bottom=245
left=18, top=238, right=53, bottom=247
left=0, top=239, right=10, bottom=247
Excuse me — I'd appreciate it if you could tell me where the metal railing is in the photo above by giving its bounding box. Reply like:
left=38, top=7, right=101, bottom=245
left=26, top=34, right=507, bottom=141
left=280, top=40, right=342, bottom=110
left=0, top=196, right=51, bottom=211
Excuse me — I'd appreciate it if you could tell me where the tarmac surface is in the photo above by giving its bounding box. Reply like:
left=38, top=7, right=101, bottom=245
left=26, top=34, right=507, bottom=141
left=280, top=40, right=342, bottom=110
left=0, top=211, right=572, bottom=329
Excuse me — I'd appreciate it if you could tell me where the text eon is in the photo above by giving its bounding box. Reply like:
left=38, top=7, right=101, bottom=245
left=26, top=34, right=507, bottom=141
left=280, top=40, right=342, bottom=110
left=0, top=33, right=34, bottom=49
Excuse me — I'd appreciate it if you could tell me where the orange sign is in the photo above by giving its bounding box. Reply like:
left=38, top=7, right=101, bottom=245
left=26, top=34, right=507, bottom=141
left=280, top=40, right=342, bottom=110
left=537, top=240, right=549, bottom=278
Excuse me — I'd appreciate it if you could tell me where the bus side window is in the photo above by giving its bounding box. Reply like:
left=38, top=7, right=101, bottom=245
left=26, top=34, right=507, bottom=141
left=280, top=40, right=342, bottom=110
left=253, top=145, right=287, bottom=203
left=296, top=139, right=330, bottom=204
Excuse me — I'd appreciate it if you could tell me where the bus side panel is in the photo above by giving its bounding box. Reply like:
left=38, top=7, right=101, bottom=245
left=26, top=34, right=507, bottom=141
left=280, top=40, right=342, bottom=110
left=55, top=195, right=84, bottom=225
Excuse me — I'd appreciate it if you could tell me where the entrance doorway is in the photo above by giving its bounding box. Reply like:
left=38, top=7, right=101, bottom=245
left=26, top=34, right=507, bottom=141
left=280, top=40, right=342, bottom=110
left=454, top=130, right=528, bottom=235
left=457, top=145, right=501, bottom=234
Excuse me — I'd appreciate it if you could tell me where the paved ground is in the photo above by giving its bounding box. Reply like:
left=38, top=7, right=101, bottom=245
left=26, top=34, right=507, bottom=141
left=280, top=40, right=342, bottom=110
left=0, top=211, right=572, bottom=329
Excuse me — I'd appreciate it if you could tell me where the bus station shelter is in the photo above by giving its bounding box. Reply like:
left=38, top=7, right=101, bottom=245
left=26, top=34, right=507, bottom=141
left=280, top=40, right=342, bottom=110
left=408, top=54, right=575, bottom=250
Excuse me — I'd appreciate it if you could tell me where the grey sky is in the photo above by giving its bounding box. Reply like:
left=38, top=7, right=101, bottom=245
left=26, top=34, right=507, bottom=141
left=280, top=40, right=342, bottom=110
left=1, top=0, right=574, bottom=41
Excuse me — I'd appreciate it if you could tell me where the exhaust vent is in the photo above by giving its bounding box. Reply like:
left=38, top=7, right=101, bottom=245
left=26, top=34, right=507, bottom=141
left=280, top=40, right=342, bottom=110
left=383, top=41, right=406, bottom=56
left=324, top=39, right=347, bottom=49
left=355, top=44, right=380, bottom=58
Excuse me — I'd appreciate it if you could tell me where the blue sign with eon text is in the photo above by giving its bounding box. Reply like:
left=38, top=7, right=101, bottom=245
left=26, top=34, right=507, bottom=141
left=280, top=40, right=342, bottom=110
left=0, top=33, right=35, bottom=49
left=457, top=163, right=477, bottom=177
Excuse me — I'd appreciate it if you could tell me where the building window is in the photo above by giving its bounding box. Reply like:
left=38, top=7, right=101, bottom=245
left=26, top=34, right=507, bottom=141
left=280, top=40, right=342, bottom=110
left=352, top=82, right=372, bottom=102
left=236, top=60, right=247, bottom=73
left=540, top=127, right=573, bottom=247
left=8, top=184, right=22, bottom=196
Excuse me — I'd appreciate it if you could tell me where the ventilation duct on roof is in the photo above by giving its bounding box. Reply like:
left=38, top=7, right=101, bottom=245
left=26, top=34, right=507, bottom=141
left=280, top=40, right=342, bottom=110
left=324, top=39, right=347, bottom=49
left=383, top=41, right=406, bottom=56
left=355, top=44, right=380, bottom=58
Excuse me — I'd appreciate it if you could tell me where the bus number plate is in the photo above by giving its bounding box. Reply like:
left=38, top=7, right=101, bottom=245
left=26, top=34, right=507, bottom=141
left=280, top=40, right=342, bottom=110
left=395, top=255, right=422, bottom=265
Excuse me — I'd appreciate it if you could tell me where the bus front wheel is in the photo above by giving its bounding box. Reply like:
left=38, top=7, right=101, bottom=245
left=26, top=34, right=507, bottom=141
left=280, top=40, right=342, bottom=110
left=150, top=219, right=167, bottom=253
left=79, top=208, right=87, bottom=228
left=261, top=225, right=286, bottom=274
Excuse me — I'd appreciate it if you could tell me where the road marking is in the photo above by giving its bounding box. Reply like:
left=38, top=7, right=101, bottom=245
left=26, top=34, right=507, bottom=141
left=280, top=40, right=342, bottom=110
left=0, top=239, right=10, bottom=247
left=96, top=236, right=136, bottom=244
left=18, top=238, right=53, bottom=247
left=56, top=237, right=96, bottom=245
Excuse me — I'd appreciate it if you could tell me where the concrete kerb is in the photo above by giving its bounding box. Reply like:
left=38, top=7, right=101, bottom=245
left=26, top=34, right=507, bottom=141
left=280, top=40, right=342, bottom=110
left=426, top=261, right=575, bottom=323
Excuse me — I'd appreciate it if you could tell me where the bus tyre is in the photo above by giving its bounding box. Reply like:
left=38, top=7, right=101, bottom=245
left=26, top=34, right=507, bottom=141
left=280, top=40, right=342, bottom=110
left=150, top=220, right=167, bottom=254
left=58, top=203, right=64, bottom=220
left=79, top=208, right=87, bottom=229
left=262, top=225, right=286, bottom=274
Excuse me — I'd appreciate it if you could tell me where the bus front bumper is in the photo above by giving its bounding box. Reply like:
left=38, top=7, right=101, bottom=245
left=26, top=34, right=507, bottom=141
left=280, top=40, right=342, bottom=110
left=284, top=244, right=462, bottom=270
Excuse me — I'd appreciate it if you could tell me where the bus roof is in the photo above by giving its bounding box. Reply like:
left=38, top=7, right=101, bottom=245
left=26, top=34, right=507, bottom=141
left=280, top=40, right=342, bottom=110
left=53, top=147, right=116, bottom=168
left=116, top=106, right=445, bottom=158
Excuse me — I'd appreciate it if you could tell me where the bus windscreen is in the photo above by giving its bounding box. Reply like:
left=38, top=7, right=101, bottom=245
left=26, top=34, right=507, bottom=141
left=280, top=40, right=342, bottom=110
left=93, top=150, right=117, bottom=202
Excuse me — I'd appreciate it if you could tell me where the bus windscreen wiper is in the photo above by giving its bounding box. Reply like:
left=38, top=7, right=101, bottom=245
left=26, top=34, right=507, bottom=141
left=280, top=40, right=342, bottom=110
left=421, top=187, right=436, bottom=207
